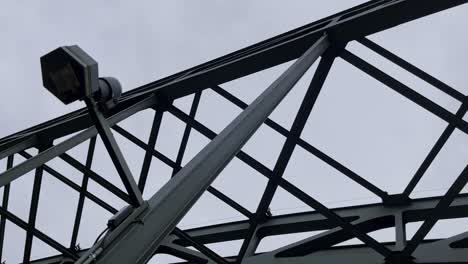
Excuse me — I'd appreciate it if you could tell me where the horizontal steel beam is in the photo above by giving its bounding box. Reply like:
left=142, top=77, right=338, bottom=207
left=0, top=136, right=37, bottom=160
left=29, top=193, right=468, bottom=263
left=30, top=236, right=468, bottom=264
left=177, top=193, right=468, bottom=246
left=239, top=232, right=468, bottom=264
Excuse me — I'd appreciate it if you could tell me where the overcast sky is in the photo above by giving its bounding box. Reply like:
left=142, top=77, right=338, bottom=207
left=0, top=1, right=467, bottom=263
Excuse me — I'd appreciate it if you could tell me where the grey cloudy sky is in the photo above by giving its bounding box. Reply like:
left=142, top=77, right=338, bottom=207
left=0, top=1, right=467, bottom=263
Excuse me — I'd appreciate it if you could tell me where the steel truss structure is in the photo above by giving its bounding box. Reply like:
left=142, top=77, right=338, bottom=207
left=0, top=0, right=467, bottom=263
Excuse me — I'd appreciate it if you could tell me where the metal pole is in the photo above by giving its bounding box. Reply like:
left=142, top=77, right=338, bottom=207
left=81, top=34, right=329, bottom=264
left=0, top=155, right=13, bottom=262
left=138, top=111, right=164, bottom=192
left=23, top=144, right=50, bottom=263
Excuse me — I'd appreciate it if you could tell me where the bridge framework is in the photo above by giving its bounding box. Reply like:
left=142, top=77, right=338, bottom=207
left=0, top=0, right=467, bottom=263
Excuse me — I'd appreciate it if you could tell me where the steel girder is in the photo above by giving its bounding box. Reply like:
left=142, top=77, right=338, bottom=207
left=28, top=194, right=468, bottom=263
left=0, top=0, right=466, bottom=263
left=1, top=0, right=467, bottom=159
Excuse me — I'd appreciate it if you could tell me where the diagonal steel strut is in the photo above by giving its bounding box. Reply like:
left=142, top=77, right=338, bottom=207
left=76, top=34, right=330, bottom=264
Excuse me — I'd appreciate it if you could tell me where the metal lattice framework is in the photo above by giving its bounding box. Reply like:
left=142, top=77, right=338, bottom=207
left=0, top=0, right=467, bottom=263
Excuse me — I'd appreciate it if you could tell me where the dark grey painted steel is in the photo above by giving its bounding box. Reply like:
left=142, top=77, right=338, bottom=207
left=112, top=95, right=254, bottom=220
left=236, top=48, right=338, bottom=262
left=59, top=153, right=132, bottom=204
left=340, top=49, right=468, bottom=134
left=85, top=98, right=143, bottom=206
left=0, top=1, right=465, bottom=263
left=211, top=85, right=389, bottom=199
left=70, top=137, right=97, bottom=250
left=29, top=236, right=468, bottom=264
left=172, top=91, right=202, bottom=177
left=358, top=37, right=465, bottom=102
left=207, top=185, right=253, bottom=219
left=0, top=205, right=77, bottom=260
left=24, top=144, right=49, bottom=263
left=19, top=150, right=118, bottom=214
left=113, top=124, right=178, bottom=169
left=84, top=34, right=329, bottom=264
left=404, top=102, right=468, bottom=197
left=0, top=95, right=156, bottom=187
left=173, top=227, right=229, bottom=264
left=237, top=233, right=468, bottom=264
left=138, top=110, right=164, bottom=192
left=28, top=194, right=468, bottom=263
left=177, top=194, right=468, bottom=246
left=0, top=155, right=13, bottom=262
left=157, top=242, right=210, bottom=264
left=0, top=136, right=37, bottom=160
left=403, top=165, right=468, bottom=256
left=0, top=0, right=465, bottom=154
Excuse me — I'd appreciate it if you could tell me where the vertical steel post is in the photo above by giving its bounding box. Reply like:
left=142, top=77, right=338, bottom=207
left=138, top=111, right=164, bottom=192
left=172, top=91, right=202, bottom=176
left=24, top=144, right=50, bottom=263
left=394, top=213, right=406, bottom=251
left=0, top=155, right=13, bottom=262
left=70, top=137, right=97, bottom=250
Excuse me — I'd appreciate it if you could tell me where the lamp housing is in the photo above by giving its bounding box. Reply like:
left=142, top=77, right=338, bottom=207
left=40, top=45, right=99, bottom=104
